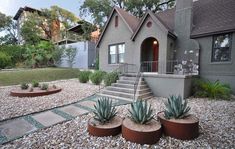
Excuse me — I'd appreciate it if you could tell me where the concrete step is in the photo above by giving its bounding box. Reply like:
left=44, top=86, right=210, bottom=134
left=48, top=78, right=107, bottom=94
left=96, top=93, right=133, bottom=102
left=120, top=76, right=144, bottom=81
left=97, top=93, right=152, bottom=101
left=123, top=73, right=138, bottom=77
left=102, top=89, right=152, bottom=100
left=117, top=80, right=146, bottom=85
left=136, top=92, right=153, bottom=100
left=102, top=90, right=134, bottom=99
left=106, top=86, right=151, bottom=94
left=112, top=83, right=148, bottom=89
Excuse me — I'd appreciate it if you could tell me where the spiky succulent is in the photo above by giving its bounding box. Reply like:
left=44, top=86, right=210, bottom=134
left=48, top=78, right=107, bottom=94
left=128, top=100, right=154, bottom=124
left=21, top=83, right=29, bottom=90
left=41, top=83, right=48, bottom=90
left=164, top=95, right=191, bottom=119
left=93, top=97, right=117, bottom=124
left=32, top=80, right=39, bottom=87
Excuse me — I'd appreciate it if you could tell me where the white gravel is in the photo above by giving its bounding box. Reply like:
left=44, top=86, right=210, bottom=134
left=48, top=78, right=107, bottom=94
left=1, top=97, right=234, bottom=148
left=0, top=79, right=99, bottom=121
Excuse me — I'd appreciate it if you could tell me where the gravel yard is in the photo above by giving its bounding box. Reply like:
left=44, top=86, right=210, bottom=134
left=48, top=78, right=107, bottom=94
left=0, top=79, right=99, bottom=121
left=1, top=97, right=234, bottom=148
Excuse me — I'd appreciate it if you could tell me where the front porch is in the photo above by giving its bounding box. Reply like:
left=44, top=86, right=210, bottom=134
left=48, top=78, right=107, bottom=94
left=100, top=62, right=197, bottom=100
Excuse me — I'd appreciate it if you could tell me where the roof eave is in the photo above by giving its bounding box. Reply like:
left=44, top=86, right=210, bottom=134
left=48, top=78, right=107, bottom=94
left=190, top=29, right=235, bottom=38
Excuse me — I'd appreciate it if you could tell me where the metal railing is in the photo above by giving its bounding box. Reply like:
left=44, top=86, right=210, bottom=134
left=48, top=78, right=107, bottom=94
left=141, top=60, right=179, bottom=74
left=133, top=64, right=142, bottom=100
left=53, top=31, right=83, bottom=42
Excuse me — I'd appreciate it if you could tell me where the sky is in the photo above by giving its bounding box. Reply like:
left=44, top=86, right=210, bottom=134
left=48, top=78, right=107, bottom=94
left=0, top=0, right=92, bottom=22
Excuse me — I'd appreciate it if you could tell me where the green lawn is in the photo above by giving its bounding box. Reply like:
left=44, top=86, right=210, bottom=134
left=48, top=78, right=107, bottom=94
left=0, top=68, right=80, bottom=86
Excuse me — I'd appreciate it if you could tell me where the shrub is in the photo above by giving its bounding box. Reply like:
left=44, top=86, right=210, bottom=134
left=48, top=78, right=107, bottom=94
left=32, top=80, right=39, bottom=87
left=21, top=83, right=29, bottom=90
left=128, top=100, right=154, bottom=124
left=164, top=95, right=191, bottom=119
left=93, top=97, right=117, bottom=124
left=104, top=72, right=119, bottom=86
left=193, top=79, right=231, bottom=100
left=0, top=52, right=11, bottom=69
left=90, top=71, right=106, bottom=85
left=0, top=45, right=26, bottom=66
left=78, top=71, right=91, bottom=83
left=41, top=83, right=49, bottom=90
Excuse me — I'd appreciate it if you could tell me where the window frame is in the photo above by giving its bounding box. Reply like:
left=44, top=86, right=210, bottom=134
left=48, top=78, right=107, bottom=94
left=211, top=33, right=232, bottom=63
left=108, top=43, right=125, bottom=64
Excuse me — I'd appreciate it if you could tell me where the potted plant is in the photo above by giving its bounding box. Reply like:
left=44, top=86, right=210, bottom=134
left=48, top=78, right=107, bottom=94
left=88, top=97, right=122, bottom=137
left=157, top=95, right=199, bottom=140
left=122, top=100, right=162, bottom=144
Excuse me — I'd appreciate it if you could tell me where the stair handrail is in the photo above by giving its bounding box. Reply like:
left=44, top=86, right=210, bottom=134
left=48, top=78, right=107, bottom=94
left=133, top=63, right=142, bottom=101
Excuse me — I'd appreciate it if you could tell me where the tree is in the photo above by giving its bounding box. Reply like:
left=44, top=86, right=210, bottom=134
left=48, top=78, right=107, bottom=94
left=20, top=6, right=79, bottom=44
left=52, top=46, right=64, bottom=66
left=0, top=11, right=18, bottom=44
left=20, top=13, right=42, bottom=45
left=23, top=41, right=54, bottom=68
left=40, top=6, right=79, bottom=40
left=65, top=46, right=77, bottom=68
left=80, top=0, right=176, bottom=28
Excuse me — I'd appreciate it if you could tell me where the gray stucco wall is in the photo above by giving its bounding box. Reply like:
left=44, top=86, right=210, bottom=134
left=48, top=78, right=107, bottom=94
left=99, top=12, right=134, bottom=72
left=133, top=16, right=169, bottom=73
left=143, top=73, right=194, bottom=99
left=195, top=33, right=235, bottom=93
left=59, top=41, right=95, bottom=69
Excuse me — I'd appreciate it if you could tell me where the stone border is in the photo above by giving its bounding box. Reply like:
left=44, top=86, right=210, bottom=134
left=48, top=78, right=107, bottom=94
left=10, top=88, right=62, bottom=97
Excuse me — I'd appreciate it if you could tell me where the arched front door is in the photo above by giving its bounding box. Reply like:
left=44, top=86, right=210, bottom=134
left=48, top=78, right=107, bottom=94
left=141, top=37, right=159, bottom=72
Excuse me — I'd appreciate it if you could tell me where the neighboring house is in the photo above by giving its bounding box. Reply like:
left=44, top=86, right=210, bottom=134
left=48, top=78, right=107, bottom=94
left=59, top=41, right=96, bottom=69
left=13, top=6, right=61, bottom=44
left=96, top=0, right=235, bottom=99
left=56, top=21, right=98, bottom=69
left=13, top=6, right=98, bottom=69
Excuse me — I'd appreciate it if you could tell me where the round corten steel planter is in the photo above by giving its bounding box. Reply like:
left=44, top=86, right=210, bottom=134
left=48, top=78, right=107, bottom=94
left=88, top=116, right=122, bottom=137
left=10, top=87, right=62, bottom=97
left=157, top=111, right=199, bottom=140
left=122, top=118, right=162, bottom=145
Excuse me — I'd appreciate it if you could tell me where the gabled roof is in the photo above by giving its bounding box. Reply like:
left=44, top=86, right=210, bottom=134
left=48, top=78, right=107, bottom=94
left=97, top=0, right=235, bottom=47
left=115, top=7, right=140, bottom=32
left=149, top=0, right=235, bottom=38
left=131, top=10, right=176, bottom=41
left=13, top=6, right=41, bottom=20
left=191, top=0, right=235, bottom=38
left=96, top=7, right=140, bottom=48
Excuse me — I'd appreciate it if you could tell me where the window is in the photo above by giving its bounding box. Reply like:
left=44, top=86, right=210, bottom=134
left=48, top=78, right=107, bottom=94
left=212, top=33, right=232, bottom=62
left=108, top=43, right=125, bottom=64
left=115, top=16, right=118, bottom=27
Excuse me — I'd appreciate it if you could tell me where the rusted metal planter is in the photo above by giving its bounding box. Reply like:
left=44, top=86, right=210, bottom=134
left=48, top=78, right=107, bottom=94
left=157, top=111, right=199, bottom=140
left=88, top=116, right=122, bottom=137
left=10, top=88, right=62, bottom=97
left=122, top=118, right=162, bottom=145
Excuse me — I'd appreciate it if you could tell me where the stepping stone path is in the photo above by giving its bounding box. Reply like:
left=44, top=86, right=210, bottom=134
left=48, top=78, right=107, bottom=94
left=0, top=95, right=131, bottom=144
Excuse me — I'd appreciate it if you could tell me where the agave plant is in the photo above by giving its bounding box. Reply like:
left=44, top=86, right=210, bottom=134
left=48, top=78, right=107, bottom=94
left=21, top=82, right=29, bottom=90
left=128, top=100, right=154, bottom=124
left=164, top=95, right=191, bottom=119
left=93, top=97, right=117, bottom=124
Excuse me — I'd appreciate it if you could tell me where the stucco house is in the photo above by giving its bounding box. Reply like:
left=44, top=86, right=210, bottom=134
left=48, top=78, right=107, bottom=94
left=96, top=0, right=235, bottom=100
